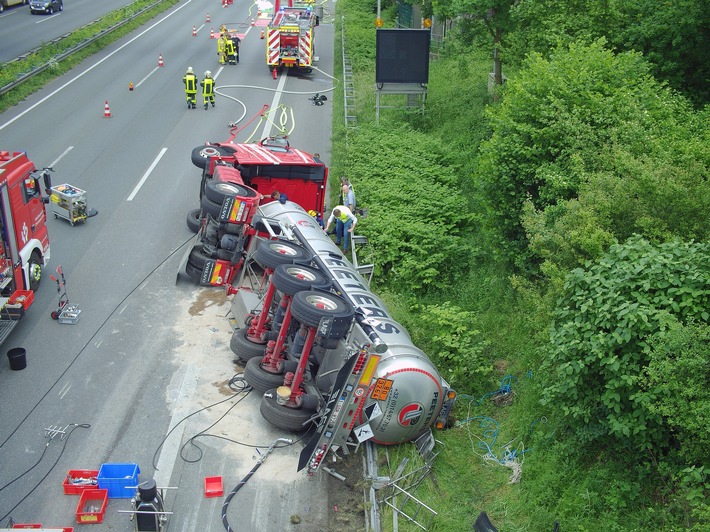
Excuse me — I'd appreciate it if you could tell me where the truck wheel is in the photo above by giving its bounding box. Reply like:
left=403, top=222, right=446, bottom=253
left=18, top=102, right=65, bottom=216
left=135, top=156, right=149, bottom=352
left=204, top=180, right=255, bottom=204
left=185, top=245, right=211, bottom=282
left=244, top=357, right=287, bottom=393
left=186, top=208, right=202, bottom=233
left=191, top=145, right=230, bottom=169
left=200, top=195, right=223, bottom=219
left=290, top=291, right=354, bottom=339
left=272, top=264, right=329, bottom=296
left=260, top=389, right=316, bottom=431
left=28, top=251, right=42, bottom=291
left=254, top=239, right=311, bottom=270
left=230, top=328, right=267, bottom=361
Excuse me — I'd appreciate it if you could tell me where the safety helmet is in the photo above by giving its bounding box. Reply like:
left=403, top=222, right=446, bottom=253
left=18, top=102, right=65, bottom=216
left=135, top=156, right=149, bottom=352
left=205, top=70, right=212, bottom=78
left=186, top=66, right=193, bottom=74
left=308, top=210, right=317, bottom=217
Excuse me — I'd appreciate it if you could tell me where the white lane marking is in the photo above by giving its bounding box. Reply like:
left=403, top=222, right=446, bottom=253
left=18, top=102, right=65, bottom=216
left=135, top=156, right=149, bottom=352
left=127, top=147, right=167, bottom=201
left=135, top=66, right=160, bottom=88
left=49, top=145, right=73, bottom=168
left=261, top=73, right=287, bottom=139
left=0, top=0, right=193, bottom=132
left=153, top=363, right=199, bottom=488
left=214, top=66, right=224, bottom=80
left=58, top=381, right=71, bottom=400
left=34, top=12, right=61, bottom=24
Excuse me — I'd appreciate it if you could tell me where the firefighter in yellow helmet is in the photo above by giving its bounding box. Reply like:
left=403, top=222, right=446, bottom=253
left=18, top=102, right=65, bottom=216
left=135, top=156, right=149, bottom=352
left=217, top=33, right=228, bottom=65
left=183, top=66, right=197, bottom=109
left=201, top=71, right=215, bottom=110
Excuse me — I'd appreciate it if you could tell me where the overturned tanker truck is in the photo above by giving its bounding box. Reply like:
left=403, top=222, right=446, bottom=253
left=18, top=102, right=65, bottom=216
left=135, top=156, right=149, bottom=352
left=181, top=140, right=456, bottom=473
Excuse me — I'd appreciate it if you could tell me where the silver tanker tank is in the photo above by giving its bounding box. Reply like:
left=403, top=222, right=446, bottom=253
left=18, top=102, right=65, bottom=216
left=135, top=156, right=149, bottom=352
left=255, top=201, right=451, bottom=445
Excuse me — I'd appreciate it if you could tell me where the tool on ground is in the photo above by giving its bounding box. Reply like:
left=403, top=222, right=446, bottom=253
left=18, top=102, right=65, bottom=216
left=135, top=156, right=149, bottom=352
left=50, top=265, right=81, bottom=323
left=117, top=479, right=174, bottom=532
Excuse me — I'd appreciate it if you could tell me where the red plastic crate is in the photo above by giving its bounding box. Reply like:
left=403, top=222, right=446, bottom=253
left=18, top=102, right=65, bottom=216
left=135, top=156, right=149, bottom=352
left=204, top=476, right=223, bottom=497
left=9, top=290, right=34, bottom=310
left=75, top=489, right=108, bottom=524
left=63, top=469, right=99, bottom=495
left=11, top=525, right=41, bottom=529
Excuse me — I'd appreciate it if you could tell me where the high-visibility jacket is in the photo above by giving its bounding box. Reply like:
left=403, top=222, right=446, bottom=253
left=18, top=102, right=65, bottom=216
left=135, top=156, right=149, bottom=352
left=183, top=74, right=197, bottom=93
left=202, top=77, right=214, bottom=96
left=217, top=36, right=228, bottom=53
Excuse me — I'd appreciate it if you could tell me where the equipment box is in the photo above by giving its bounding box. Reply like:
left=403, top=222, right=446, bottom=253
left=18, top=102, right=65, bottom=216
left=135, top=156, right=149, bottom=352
left=97, top=463, right=139, bottom=499
left=9, top=290, right=34, bottom=310
left=50, top=184, right=88, bottom=226
left=63, top=469, right=99, bottom=495
left=75, top=488, right=108, bottom=524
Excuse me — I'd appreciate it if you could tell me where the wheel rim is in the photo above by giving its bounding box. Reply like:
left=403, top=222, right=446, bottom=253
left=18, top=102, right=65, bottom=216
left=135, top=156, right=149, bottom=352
left=214, top=182, right=244, bottom=195
left=200, top=147, right=221, bottom=159
left=284, top=266, right=319, bottom=282
left=268, top=242, right=301, bottom=258
left=30, top=264, right=41, bottom=282
left=304, top=293, right=339, bottom=311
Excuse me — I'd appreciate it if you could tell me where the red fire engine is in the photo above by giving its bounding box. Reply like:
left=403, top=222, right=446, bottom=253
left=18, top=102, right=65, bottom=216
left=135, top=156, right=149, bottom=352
left=0, top=151, right=52, bottom=344
left=180, top=136, right=327, bottom=286
left=266, top=0, right=320, bottom=77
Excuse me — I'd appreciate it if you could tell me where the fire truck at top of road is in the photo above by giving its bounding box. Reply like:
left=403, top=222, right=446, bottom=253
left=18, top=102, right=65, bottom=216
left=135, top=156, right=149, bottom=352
left=0, top=150, right=52, bottom=344
left=266, top=0, right=320, bottom=77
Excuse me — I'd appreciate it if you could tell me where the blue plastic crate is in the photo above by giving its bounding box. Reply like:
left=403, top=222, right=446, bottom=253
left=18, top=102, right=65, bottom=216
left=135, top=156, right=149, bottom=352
left=97, top=463, right=139, bottom=499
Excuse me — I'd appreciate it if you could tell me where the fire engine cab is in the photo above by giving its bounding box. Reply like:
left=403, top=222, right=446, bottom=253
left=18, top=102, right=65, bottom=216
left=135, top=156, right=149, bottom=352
left=180, top=137, right=327, bottom=287
left=266, top=0, right=319, bottom=77
left=0, top=151, right=52, bottom=344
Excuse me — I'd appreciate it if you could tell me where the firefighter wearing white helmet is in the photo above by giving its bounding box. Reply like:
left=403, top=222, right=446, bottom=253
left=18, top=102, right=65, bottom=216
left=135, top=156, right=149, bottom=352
left=183, top=66, right=197, bottom=109
left=201, top=71, right=215, bottom=110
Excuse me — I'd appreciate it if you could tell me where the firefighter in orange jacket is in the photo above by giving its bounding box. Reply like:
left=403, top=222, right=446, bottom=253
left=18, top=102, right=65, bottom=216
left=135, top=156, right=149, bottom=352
left=183, top=66, right=197, bottom=109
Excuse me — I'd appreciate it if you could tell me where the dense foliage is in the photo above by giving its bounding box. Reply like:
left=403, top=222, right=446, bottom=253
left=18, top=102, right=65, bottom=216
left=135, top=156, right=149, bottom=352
left=334, top=0, right=709, bottom=527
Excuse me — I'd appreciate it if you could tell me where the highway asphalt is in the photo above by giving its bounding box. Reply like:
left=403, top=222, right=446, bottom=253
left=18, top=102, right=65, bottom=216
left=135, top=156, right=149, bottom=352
left=0, top=0, right=336, bottom=529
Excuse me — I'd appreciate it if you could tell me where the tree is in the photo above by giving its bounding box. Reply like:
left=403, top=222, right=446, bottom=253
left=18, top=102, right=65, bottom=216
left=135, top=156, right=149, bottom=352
left=476, top=40, right=694, bottom=269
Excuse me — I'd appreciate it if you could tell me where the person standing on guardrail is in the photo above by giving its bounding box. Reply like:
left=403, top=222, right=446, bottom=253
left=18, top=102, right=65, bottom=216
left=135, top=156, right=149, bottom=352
left=201, top=71, right=215, bottom=110
left=183, top=67, right=197, bottom=109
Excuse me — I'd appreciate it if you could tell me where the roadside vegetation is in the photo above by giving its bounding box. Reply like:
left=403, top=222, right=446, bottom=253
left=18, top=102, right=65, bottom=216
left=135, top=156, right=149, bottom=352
left=0, top=0, right=179, bottom=114
left=330, top=0, right=709, bottom=529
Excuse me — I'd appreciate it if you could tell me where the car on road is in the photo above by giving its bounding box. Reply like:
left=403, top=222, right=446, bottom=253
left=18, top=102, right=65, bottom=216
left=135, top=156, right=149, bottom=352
left=0, top=0, right=28, bottom=14
left=29, top=0, right=61, bottom=14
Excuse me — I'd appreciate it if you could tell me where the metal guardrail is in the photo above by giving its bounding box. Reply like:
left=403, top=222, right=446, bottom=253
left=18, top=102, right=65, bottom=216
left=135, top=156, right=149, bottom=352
left=341, top=15, right=356, bottom=128
left=0, top=0, right=168, bottom=98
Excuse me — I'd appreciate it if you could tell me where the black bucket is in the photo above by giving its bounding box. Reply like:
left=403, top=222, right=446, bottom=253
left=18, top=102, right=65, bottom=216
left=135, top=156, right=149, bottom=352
left=7, top=347, right=27, bottom=371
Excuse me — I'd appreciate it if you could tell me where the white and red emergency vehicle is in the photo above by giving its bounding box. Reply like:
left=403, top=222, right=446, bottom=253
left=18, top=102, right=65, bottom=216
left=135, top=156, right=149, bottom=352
left=266, top=0, right=319, bottom=77
left=0, top=151, right=52, bottom=344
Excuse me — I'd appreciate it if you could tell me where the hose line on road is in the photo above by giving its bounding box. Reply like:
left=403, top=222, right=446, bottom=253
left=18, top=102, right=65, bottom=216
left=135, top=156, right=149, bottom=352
left=0, top=233, right=195, bottom=449
left=221, top=437, right=293, bottom=532
left=0, top=423, right=91, bottom=524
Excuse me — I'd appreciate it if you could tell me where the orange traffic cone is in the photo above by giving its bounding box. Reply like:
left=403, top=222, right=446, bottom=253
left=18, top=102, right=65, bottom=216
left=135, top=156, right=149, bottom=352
left=206, top=12, right=210, bottom=22
left=260, top=29, right=265, bottom=39
left=210, top=28, right=214, bottom=39
left=158, top=53, right=164, bottom=67
left=128, top=83, right=134, bottom=91
left=251, top=18, right=255, bottom=26
left=192, top=25, right=197, bottom=37
left=104, top=101, right=112, bottom=118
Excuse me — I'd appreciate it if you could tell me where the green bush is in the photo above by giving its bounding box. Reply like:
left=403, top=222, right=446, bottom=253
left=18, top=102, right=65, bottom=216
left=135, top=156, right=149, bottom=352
left=541, top=235, right=710, bottom=454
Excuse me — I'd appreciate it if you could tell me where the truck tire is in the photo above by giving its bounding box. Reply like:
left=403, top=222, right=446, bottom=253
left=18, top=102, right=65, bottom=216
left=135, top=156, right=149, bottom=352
left=290, top=291, right=354, bottom=339
left=244, top=357, right=287, bottom=393
left=200, top=195, right=223, bottom=219
left=28, top=251, right=42, bottom=291
left=254, top=239, right=311, bottom=270
left=191, top=145, right=230, bottom=170
left=230, top=328, right=267, bottom=361
left=272, top=264, right=329, bottom=296
left=186, top=208, right=202, bottom=233
left=204, top=180, right=254, bottom=204
left=260, top=389, right=316, bottom=431
left=185, top=245, right=211, bottom=282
